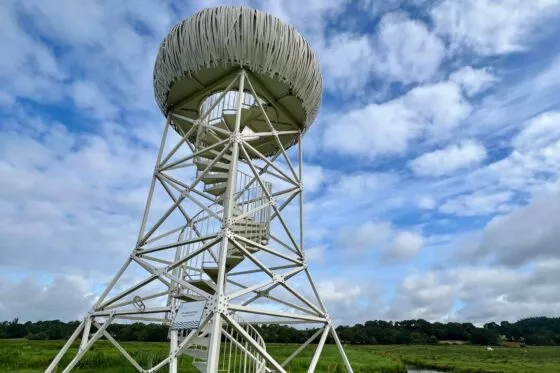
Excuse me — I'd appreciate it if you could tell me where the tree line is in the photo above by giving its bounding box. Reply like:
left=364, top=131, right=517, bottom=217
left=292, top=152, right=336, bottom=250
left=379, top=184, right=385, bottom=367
left=1, top=317, right=559, bottom=346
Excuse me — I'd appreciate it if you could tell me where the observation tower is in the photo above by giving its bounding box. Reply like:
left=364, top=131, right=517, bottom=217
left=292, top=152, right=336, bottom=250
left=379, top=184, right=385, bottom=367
left=46, top=6, right=353, bottom=373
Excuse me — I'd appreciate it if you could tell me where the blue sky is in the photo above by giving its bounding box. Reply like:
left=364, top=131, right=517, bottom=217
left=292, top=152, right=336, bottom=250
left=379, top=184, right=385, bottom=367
left=1, top=0, right=560, bottom=324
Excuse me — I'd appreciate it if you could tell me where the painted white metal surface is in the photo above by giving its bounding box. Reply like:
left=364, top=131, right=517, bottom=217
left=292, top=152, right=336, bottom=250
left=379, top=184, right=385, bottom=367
left=46, top=5, right=353, bottom=373
left=153, top=6, right=322, bottom=129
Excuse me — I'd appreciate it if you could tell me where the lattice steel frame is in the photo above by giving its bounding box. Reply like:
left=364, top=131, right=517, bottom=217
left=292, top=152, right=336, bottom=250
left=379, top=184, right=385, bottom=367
left=45, top=70, right=353, bottom=373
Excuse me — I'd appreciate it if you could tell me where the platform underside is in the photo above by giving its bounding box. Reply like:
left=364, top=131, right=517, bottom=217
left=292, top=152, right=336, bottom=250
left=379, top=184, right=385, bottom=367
left=168, top=68, right=305, bottom=155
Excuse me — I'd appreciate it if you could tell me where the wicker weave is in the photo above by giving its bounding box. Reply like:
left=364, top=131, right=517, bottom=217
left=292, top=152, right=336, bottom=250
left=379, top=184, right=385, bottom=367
left=153, top=6, right=322, bottom=129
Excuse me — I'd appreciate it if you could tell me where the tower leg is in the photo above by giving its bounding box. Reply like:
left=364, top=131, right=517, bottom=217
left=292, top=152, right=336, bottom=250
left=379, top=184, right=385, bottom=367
left=79, top=318, right=92, bottom=351
left=331, top=325, right=354, bottom=373
left=44, top=66, right=354, bottom=372
left=45, top=320, right=85, bottom=373
left=206, top=71, right=246, bottom=373
left=169, top=330, right=178, bottom=373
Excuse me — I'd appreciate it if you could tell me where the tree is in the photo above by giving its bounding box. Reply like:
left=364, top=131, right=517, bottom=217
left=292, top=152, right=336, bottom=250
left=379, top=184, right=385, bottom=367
left=469, top=328, right=500, bottom=345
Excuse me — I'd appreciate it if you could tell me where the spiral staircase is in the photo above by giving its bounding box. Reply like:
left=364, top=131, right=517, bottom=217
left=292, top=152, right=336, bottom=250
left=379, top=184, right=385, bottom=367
left=169, top=95, right=273, bottom=372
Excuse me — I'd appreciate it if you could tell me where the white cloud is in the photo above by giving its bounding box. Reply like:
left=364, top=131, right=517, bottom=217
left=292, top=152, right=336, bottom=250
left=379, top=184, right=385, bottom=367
left=432, top=0, right=560, bottom=55
left=323, top=100, right=419, bottom=157
left=262, top=0, right=347, bottom=35
left=336, top=220, right=423, bottom=261
left=374, top=12, right=445, bottom=84
left=303, top=164, right=326, bottom=193
left=387, top=231, right=424, bottom=260
left=0, top=3, right=63, bottom=103
left=440, top=190, right=513, bottom=216
left=389, top=262, right=560, bottom=322
left=324, top=81, right=471, bottom=158
left=0, top=275, right=95, bottom=321
left=389, top=272, right=455, bottom=321
left=337, top=221, right=392, bottom=251
left=315, top=279, right=383, bottom=324
left=416, top=195, right=436, bottom=210
left=513, top=111, right=560, bottom=151
left=0, top=114, right=160, bottom=274
left=2, top=0, right=560, bottom=326
left=318, top=280, right=363, bottom=303
left=317, top=10, right=446, bottom=93
left=403, top=81, right=472, bottom=135
left=409, top=140, right=487, bottom=177
left=450, top=67, right=497, bottom=96
left=305, top=246, right=326, bottom=262
left=470, top=190, right=560, bottom=266
left=317, top=33, right=376, bottom=92
left=69, top=80, right=119, bottom=119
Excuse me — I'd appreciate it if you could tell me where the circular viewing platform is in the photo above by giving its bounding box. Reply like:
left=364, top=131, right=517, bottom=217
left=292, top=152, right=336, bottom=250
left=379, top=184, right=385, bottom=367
left=153, top=6, right=323, bottom=153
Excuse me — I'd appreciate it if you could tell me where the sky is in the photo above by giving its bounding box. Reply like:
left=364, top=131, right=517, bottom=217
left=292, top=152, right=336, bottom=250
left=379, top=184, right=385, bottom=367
left=1, top=0, right=560, bottom=325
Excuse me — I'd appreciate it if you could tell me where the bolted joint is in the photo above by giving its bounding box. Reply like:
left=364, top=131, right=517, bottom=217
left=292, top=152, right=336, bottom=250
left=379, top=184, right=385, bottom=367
left=230, top=133, right=243, bottom=144
left=220, top=228, right=234, bottom=239
left=208, top=294, right=229, bottom=314
left=272, top=273, right=285, bottom=284
left=154, top=267, right=168, bottom=276
left=222, top=217, right=234, bottom=228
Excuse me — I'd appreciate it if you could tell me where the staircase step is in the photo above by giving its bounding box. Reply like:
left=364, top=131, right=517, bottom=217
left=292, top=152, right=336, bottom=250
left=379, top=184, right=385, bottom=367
left=173, top=292, right=206, bottom=302
left=201, top=130, right=226, bottom=145
left=236, top=232, right=268, bottom=242
left=202, top=266, right=219, bottom=282
left=231, top=224, right=266, bottom=233
left=200, top=172, right=229, bottom=184
left=193, top=361, right=207, bottom=372
left=204, top=182, right=228, bottom=196
left=213, top=119, right=231, bottom=133
left=247, top=119, right=270, bottom=133
left=233, top=217, right=263, bottom=226
left=191, top=336, right=209, bottom=346
left=195, top=159, right=230, bottom=172
left=222, top=107, right=260, bottom=131
left=190, top=279, right=216, bottom=295
left=198, top=148, right=232, bottom=161
left=202, top=255, right=245, bottom=281
left=182, top=348, right=208, bottom=359
left=225, top=255, right=244, bottom=269
left=177, top=335, right=209, bottom=347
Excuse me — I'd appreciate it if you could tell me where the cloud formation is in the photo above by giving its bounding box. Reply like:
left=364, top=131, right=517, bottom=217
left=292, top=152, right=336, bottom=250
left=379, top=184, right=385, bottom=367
left=1, top=0, right=560, bottom=325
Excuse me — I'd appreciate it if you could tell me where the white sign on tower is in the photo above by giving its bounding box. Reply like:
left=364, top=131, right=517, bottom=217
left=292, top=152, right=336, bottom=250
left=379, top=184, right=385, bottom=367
left=171, top=300, right=206, bottom=330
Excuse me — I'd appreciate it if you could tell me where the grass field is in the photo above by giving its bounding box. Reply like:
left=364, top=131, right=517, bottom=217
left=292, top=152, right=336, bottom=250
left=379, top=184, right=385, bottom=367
left=1, top=339, right=559, bottom=373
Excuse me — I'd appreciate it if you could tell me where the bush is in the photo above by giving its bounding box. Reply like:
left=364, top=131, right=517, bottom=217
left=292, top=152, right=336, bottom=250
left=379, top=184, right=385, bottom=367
left=27, top=332, right=48, bottom=340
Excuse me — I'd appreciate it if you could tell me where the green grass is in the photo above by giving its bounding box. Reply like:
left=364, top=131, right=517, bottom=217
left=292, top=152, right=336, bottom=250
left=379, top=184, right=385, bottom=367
left=0, top=339, right=559, bottom=372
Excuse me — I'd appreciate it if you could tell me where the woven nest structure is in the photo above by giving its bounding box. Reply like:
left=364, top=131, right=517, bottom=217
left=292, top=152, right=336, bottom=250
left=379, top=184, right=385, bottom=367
left=153, top=6, right=323, bottom=138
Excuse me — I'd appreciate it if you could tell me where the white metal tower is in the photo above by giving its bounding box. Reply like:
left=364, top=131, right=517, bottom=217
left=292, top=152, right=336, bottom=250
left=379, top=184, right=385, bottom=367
left=46, top=6, right=353, bottom=373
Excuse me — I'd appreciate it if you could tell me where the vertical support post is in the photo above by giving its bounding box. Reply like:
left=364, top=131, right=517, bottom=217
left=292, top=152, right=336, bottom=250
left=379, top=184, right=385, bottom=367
left=243, top=341, right=248, bottom=372
left=79, top=317, right=92, bottom=351
left=138, top=117, right=171, bottom=246
left=330, top=325, right=354, bottom=373
left=94, top=118, right=170, bottom=309
left=298, top=132, right=304, bottom=259
left=307, top=326, right=329, bottom=373
left=169, top=329, right=178, bottom=373
left=206, top=70, right=245, bottom=373
left=45, top=319, right=85, bottom=373
left=62, top=316, right=115, bottom=373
